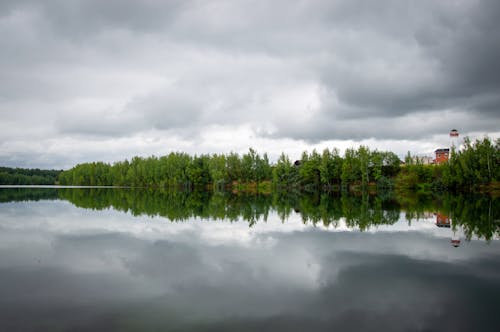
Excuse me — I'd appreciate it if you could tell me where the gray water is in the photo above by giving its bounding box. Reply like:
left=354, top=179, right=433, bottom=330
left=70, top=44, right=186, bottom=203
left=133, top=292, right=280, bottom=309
left=0, top=188, right=499, bottom=331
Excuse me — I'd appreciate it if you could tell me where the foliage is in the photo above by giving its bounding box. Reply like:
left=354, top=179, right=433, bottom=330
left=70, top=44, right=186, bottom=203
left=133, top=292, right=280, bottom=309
left=0, top=167, right=62, bottom=185
left=396, top=137, right=499, bottom=192
left=444, top=137, right=500, bottom=190
left=58, top=150, right=275, bottom=190
left=13, top=136, right=496, bottom=194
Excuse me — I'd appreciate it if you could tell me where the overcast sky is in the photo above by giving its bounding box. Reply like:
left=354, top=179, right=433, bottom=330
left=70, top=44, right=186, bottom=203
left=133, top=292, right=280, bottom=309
left=1, top=0, right=499, bottom=169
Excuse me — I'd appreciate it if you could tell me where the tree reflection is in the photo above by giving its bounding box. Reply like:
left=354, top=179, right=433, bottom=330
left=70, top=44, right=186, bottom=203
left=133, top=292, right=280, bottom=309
left=0, top=188, right=498, bottom=240
left=0, top=187, right=58, bottom=202
left=442, top=194, right=499, bottom=241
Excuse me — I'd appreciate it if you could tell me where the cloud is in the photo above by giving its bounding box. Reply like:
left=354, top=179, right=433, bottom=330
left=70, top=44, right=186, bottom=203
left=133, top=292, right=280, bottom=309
left=0, top=0, right=499, bottom=168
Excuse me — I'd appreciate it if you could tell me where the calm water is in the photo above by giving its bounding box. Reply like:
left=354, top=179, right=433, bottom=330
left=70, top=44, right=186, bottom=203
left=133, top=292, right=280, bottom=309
left=0, top=187, right=499, bottom=331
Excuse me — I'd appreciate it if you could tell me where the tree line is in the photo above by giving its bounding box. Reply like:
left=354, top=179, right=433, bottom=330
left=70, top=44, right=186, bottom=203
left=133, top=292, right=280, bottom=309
left=397, top=136, right=500, bottom=192
left=4, top=136, right=498, bottom=192
left=57, top=146, right=403, bottom=191
left=58, top=148, right=274, bottom=189
left=0, top=167, right=62, bottom=185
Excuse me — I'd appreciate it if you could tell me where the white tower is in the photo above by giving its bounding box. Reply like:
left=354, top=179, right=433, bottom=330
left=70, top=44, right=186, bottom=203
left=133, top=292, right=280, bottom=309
left=450, top=129, right=459, bottom=156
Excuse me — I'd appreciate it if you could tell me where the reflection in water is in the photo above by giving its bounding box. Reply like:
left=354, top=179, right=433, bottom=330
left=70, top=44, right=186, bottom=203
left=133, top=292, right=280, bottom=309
left=0, top=188, right=499, bottom=331
left=436, top=212, right=451, bottom=228
left=0, top=187, right=497, bottom=241
left=435, top=212, right=460, bottom=247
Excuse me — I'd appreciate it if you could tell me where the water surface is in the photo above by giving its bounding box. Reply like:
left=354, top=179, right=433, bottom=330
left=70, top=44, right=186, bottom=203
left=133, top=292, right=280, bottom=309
left=0, top=188, right=499, bottom=331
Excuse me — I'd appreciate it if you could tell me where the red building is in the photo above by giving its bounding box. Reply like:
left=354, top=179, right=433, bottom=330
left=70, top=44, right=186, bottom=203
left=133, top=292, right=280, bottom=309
left=434, top=148, right=450, bottom=164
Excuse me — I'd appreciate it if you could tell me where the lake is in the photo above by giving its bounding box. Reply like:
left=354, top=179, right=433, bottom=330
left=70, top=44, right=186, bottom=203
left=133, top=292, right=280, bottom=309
left=0, top=187, right=499, bottom=331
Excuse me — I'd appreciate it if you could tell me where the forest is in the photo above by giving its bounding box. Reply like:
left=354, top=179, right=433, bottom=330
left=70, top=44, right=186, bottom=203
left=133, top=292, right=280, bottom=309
left=57, top=146, right=401, bottom=191
left=0, top=167, right=62, bottom=185
left=397, top=136, right=500, bottom=192
left=57, top=137, right=499, bottom=192
left=2, top=137, right=498, bottom=193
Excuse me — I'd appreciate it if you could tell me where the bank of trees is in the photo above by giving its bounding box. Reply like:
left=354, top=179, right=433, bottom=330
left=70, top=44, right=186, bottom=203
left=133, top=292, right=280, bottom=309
left=273, top=147, right=400, bottom=190
left=3, top=136, right=498, bottom=192
left=396, top=137, right=500, bottom=191
left=444, top=136, right=500, bottom=190
left=0, top=167, right=62, bottom=185
left=58, top=149, right=274, bottom=189
left=58, top=146, right=401, bottom=190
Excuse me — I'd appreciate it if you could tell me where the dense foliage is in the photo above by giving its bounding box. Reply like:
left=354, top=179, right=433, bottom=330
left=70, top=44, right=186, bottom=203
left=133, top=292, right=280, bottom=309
left=57, top=149, right=273, bottom=189
left=445, top=137, right=500, bottom=190
left=5, top=136, right=498, bottom=192
left=58, top=146, right=400, bottom=191
left=396, top=137, right=500, bottom=192
left=0, top=167, right=62, bottom=185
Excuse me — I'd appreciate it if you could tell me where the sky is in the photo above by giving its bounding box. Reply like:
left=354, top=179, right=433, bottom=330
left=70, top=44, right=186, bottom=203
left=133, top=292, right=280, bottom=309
left=1, top=0, right=499, bottom=169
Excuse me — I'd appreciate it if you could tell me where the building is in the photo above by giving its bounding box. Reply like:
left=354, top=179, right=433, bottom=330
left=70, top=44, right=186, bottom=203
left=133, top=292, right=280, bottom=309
left=434, top=148, right=450, bottom=164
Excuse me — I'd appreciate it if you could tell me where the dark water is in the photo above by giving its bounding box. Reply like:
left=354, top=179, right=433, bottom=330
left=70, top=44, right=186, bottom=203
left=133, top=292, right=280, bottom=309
left=0, top=188, right=499, bottom=331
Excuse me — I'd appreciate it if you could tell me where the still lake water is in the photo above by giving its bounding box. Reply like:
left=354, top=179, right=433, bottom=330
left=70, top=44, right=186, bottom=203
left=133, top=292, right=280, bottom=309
left=0, top=187, right=499, bottom=331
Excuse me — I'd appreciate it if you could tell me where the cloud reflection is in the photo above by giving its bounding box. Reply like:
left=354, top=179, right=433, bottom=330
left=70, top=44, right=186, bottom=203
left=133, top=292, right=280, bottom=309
left=0, top=200, right=499, bottom=331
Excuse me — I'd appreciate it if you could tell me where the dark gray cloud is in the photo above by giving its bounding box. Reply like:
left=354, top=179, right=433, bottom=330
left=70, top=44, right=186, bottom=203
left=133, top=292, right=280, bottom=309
left=271, top=0, right=500, bottom=141
left=0, top=0, right=499, bottom=167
